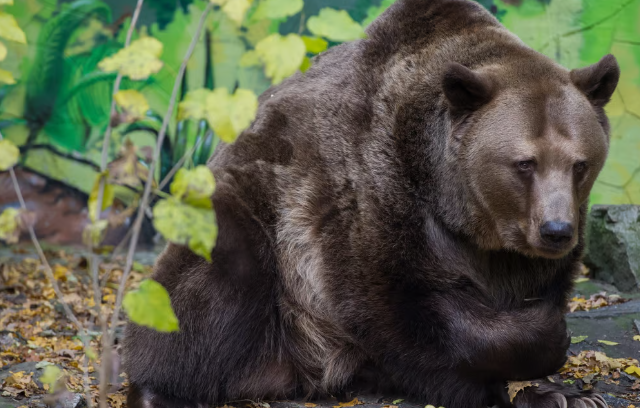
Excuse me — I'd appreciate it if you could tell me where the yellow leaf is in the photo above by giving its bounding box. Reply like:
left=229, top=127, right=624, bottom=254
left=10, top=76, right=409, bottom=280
left=170, top=166, right=216, bottom=208
left=0, top=12, right=26, bottom=44
left=0, top=41, right=6, bottom=61
left=574, top=277, right=589, bottom=283
left=88, top=172, right=114, bottom=223
left=633, top=335, right=640, bottom=341
left=0, top=0, right=14, bottom=4
left=178, top=89, right=210, bottom=121
left=304, top=404, right=317, bottom=408
left=82, top=220, right=108, bottom=247
left=53, top=264, right=69, bottom=281
left=625, top=366, right=640, bottom=378
left=507, top=381, right=537, bottom=403
left=0, top=67, right=15, bottom=84
left=98, top=37, right=163, bottom=80
left=0, top=138, right=19, bottom=170
left=206, top=88, right=258, bottom=143
left=0, top=207, right=20, bottom=244
left=255, top=33, right=306, bottom=84
left=211, top=0, right=252, bottom=25
left=239, top=50, right=261, bottom=68
left=597, top=340, right=619, bottom=346
left=115, top=90, right=150, bottom=122
left=334, top=398, right=363, bottom=407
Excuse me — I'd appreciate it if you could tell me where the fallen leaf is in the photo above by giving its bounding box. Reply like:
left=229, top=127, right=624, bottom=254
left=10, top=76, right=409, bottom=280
left=598, top=340, right=619, bottom=346
left=39, top=366, right=62, bottom=393
left=633, top=335, right=640, bottom=342
left=304, top=404, right=317, bottom=408
left=625, top=366, right=640, bottom=378
left=507, top=381, right=537, bottom=403
left=335, top=398, right=363, bottom=407
left=392, top=400, right=404, bottom=405
left=571, top=335, right=588, bottom=344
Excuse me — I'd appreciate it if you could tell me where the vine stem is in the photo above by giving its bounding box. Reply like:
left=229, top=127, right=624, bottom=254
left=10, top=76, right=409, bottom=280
left=0, top=130, right=93, bottom=408
left=92, top=2, right=145, bottom=407
left=108, top=1, right=215, bottom=342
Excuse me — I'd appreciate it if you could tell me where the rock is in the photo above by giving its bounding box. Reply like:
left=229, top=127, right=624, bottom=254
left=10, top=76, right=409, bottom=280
left=584, top=205, right=640, bottom=292
left=46, top=392, right=86, bottom=408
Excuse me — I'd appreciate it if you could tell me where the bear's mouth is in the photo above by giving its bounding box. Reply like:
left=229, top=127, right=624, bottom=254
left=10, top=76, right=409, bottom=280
left=530, top=240, right=576, bottom=259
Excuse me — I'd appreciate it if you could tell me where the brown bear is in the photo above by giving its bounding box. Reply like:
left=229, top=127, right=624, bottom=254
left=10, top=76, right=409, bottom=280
left=123, top=0, right=620, bottom=407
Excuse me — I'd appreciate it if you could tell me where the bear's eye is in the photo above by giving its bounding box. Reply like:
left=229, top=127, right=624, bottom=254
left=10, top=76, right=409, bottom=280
left=574, top=161, right=588, bottom=174
left=517, top=160, right=535, bottom=173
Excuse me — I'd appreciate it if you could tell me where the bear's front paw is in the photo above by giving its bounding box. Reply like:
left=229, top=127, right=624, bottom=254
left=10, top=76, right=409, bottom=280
left=513, top=383, right=607, bottom=408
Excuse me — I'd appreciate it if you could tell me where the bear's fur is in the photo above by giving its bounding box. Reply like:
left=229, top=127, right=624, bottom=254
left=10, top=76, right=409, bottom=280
left=124, top=0, right=620, bottom=407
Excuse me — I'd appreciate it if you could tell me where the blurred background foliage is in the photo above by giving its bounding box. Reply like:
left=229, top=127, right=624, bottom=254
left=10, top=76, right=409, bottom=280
left=0, top=0, right=639, bottom=209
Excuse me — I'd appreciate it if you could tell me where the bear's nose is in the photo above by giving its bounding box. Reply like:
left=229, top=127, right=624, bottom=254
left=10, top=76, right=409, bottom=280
left=540, top=221, right=574, bottom=245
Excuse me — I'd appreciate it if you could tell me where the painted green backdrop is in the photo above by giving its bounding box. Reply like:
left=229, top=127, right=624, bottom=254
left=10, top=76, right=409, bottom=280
left=0, top=0, right=639, bottom=204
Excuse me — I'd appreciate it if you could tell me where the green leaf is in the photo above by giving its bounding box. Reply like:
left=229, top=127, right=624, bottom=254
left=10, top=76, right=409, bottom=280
left=40, top=365, right=62, bottom=393
left=170, top=166, right=216, bottom=208
left=88, top=172, right=114, bottom=223
left=571, top=335, right=588, bottom=344
left=307, top=8, right=366, bottom=42
left=392, top=400, right=404, bottom=405
left=300, top=56, right=312, bottom=73
left=597, top=340, right=619, bottom=346
left=123, top=279, right=179, bottom=332
left=302, top=36, right=328, bottom=54
left=252, top=0, right=303, bottom=20
left=362, top=0, right=396, bottom=27
left=0, top=139, right=19, bottom=170
left=239, top=50, right=261, bottom=67
left=153, top=197, right=217, bottom=261
left=82, top=219, right=108, bottom=247
left=0, top=208, right=20, bottom=244
left=255, top=33, right=306, bottom=84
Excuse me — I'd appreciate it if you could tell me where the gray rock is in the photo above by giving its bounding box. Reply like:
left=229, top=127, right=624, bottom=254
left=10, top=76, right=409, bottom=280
left=47, top=393, right=86, bottom=408
left=584, top=205, right=640, bottom=292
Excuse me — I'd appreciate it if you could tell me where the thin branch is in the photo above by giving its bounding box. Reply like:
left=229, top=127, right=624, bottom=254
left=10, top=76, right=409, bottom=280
left=93, top=2, right=145, bottom=408
left=108, top=1, right=215, bottom=342
left=0, top=130, right=93, bottom=408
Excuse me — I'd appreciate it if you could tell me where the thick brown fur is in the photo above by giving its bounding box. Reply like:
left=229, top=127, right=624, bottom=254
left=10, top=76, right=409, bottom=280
left=123, top=1, right=620, bottom=407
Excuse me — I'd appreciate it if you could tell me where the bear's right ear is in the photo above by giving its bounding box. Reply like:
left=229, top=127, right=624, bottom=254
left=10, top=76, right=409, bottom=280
left=442, top=63, right=495, bottom=114
left=570, top=54, right=620, bottom=108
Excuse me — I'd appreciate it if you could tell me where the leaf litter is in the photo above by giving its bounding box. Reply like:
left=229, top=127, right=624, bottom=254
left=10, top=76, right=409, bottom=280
left=2, top=251, right=640, bottom=406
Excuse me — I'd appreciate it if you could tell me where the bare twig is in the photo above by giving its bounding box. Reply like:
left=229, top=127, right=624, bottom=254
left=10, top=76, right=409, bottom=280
left=93, top=2, right=146, bottom=407
left=108, top=1, right=215, bottom=341
left=0, top=131, right=94, bottom=408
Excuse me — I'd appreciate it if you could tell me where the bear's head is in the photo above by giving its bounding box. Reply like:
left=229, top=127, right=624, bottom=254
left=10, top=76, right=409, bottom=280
left=443, top=54, right=619, bottom=259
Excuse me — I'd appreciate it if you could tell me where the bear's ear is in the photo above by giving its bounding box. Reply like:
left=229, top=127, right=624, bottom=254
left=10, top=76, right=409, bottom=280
left=442, top=63, right=495, bottom=114
left=570, top=54, right=620, bottom=108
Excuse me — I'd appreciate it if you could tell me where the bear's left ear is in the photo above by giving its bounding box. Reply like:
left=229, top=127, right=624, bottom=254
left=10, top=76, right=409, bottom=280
left=570, top=54, right=620, bottom=108
left=442, top=63, right=495, bottom=114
